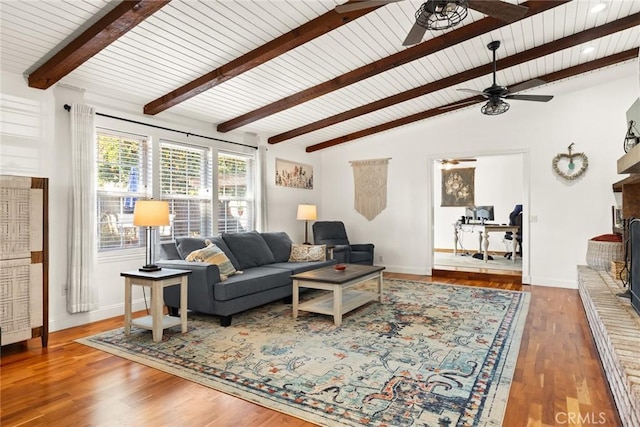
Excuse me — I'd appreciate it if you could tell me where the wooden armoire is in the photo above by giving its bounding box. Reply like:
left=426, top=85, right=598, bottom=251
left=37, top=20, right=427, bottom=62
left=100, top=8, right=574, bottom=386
left=0, top=175, right=49, bottom=347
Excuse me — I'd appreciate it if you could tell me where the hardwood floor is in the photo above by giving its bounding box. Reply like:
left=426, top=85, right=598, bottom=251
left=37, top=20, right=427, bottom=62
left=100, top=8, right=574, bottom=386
left=1, top=273, right=620, bottom=427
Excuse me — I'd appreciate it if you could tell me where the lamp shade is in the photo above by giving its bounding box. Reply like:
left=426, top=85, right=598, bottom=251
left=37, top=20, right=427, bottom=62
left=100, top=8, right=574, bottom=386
left=133, top=200, right=170, bottom=227
left=296, top=204, right=317, bottom=221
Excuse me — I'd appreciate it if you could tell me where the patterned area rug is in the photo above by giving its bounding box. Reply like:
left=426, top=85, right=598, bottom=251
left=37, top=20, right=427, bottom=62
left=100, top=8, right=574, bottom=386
left=78, top=279, right=529, bottom=426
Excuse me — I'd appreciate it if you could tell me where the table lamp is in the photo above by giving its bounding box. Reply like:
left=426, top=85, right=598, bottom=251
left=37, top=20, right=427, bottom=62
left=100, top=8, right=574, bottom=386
left=296, top=204, right=317, bottom=245
left=133, top=200, right=170, bottom=272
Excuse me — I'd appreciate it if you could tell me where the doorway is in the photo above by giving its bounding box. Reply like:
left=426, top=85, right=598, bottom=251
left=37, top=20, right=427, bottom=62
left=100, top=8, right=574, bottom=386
left=430, top=151, right=528, bottom=280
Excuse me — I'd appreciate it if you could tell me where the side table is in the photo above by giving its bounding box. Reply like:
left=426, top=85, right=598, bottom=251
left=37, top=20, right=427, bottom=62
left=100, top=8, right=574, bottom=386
left=121, top=268, right=191, bottom=342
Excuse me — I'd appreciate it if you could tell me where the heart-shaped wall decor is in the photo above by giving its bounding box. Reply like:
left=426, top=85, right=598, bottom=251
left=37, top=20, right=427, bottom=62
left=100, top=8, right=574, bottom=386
left=552, top=152, right=589, bottom=180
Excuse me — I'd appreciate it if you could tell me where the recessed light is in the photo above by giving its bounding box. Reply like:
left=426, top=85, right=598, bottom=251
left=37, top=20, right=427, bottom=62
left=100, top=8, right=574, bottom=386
left=582, top=46, right=596, bottom=55
left=590, top=3, right=606, bottom=13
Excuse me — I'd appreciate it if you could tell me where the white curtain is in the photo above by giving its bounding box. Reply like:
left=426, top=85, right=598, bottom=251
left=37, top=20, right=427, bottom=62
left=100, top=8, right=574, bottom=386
left=67, top=103, right=98, bottom=313
left=256, top=141, right=268, bottom=231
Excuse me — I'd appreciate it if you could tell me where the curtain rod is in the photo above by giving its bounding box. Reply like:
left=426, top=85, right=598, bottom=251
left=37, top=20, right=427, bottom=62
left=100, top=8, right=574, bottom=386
left=63, top=104, right=257, bottom=150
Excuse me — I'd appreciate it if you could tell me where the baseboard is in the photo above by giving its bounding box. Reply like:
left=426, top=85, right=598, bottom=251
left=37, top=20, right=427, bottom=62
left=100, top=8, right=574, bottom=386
left=379, top=264, right=431, bottom=275
left=49, top=298, right=150, bottom=333
left=435, top=248, right=512, bottom=256
left=528, top=277, right=577, bottom=289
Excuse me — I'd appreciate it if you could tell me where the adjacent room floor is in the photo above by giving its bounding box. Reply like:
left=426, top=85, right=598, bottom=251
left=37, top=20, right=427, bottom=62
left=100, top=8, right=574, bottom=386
left=433, top=250, right=522, bottom=277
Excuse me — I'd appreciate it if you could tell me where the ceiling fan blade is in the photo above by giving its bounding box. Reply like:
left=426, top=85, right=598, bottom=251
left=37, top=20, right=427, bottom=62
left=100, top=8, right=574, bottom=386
left=438, top=98, right=484, bottom=110
left=455, top=158, right=477, bottom=162
left=335, top=0, right=402, bottom=13
left=467, top=0, right=528, bottom=23
left=402, top=15, right=429, bottom=46
left=505, top=94, right=554, bottom=102
left=457, top=88, right=485, bottom=95
left=507, top=78, right=546, bottom=94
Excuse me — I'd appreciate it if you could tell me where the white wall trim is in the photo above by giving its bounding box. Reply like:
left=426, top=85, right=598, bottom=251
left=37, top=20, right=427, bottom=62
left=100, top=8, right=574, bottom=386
left=427, top=147, right=531, bottom=279
left=383, top=264, right=432, bottom=276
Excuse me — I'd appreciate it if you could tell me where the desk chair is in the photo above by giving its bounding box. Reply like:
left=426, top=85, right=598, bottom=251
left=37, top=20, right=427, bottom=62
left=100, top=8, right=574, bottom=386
left=504, top=205, right=523, bottom=259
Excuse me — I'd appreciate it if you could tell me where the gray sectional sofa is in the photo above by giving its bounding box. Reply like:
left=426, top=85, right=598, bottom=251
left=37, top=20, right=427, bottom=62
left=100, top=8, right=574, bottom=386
left=157, top=231, right=335, bottom=326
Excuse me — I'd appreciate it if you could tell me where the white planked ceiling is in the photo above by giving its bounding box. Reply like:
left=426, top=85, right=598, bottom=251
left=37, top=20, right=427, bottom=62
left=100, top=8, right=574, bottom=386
left=1, top=0, right=639, bottom=149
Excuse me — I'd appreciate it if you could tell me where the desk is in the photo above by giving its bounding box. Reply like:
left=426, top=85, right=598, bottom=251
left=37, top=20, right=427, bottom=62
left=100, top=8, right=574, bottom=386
left=453, top=223, right=520, bottom=263
left=121, top=269, right=190, bottom=342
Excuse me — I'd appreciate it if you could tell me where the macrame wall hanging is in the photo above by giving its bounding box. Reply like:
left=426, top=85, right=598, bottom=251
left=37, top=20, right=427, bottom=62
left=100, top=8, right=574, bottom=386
left=350, top=158, right=391, bottom=221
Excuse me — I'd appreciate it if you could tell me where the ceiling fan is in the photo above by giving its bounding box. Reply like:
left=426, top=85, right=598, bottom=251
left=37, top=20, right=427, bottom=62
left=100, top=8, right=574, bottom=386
left=439, top=158, right=476, bottom=169
left=335, top=0, right=529, bottom=46
left=452, top=40, right=554, bottom=115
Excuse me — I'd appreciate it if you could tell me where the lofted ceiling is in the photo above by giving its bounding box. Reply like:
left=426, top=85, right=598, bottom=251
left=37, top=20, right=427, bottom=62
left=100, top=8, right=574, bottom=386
left=1, top=0, right=638, bottom=152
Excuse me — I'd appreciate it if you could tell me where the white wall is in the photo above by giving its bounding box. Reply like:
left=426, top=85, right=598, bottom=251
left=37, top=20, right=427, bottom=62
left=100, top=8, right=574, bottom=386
left=264, top=143, right=323, bottom=242
left=318, top=61, right=639, bottom=287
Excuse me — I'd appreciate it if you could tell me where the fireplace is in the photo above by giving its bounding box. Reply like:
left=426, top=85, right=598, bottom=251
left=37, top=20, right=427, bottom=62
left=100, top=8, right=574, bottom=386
left=631, top=219, right=640, bottom=315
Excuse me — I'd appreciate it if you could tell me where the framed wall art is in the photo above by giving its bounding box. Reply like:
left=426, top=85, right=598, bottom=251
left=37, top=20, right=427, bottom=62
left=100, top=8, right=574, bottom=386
left=441, top=167, right=475, bottom=207
left=275, top=158, right=313, bottom=190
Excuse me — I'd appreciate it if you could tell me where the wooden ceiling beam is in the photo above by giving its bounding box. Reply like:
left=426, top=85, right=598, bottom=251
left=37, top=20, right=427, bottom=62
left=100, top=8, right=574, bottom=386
left=305, top=48, right=639, bottom=152
left=216, top=0, right=569, bottom=133
left=269, top=13, right=639, bottom=144
left=143, top=2, right=384, bottom=115
left=28, top=0, right=170, bottom=89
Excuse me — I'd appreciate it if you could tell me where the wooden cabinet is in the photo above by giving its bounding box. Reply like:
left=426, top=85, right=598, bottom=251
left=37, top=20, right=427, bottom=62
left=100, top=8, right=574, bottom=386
left=615, top=143, right=640, bottom=220
left=0, top=175, right=49, bottom=347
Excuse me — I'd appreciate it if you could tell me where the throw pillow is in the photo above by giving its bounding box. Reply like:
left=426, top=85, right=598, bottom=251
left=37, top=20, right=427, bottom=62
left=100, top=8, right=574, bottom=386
left=205, top=235, right=241, bottom=271
left=186, top=240, right=238, bottom=281
left=590, top=234, right=622, bottom=242
left=289, top=244, right=327, bottom=262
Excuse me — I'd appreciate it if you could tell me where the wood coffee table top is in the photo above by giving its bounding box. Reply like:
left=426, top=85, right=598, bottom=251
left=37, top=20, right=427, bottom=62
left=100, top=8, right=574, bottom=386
left=291, top=264, right=385, bottom=284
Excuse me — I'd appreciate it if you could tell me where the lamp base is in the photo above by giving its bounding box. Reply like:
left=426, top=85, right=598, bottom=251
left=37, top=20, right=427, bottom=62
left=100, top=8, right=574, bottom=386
left=617, top=289, right=631, bottom=299
left=139, top=264, right=162, bottom=272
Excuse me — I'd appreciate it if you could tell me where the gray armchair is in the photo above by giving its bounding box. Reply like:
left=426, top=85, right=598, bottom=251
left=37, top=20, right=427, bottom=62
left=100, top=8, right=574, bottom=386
left=312, top=221, right=374, bottom=265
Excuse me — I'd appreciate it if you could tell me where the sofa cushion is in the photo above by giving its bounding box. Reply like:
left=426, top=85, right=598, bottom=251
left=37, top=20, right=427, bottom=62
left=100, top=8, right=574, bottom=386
left=185, top=240, right=238, bottom=281
left=222, top=231, right=275, bottom=270
left=289, top=244, right=326, bottom=262
left=266, top=259, right=336, bottom=274
left=176, top=237, right=207, bottom=259
left=260, top=232, right=293, bottom=263
left=213, top=266, right=291, bottom=301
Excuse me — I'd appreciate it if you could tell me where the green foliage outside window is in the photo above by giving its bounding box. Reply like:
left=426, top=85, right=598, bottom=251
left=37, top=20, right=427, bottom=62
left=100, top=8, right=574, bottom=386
left=97, top=134, right=140, bottom=190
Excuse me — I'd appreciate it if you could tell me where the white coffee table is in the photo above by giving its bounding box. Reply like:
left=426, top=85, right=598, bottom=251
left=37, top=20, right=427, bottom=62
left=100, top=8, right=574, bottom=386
left=291, top=264, right=385, bottom=326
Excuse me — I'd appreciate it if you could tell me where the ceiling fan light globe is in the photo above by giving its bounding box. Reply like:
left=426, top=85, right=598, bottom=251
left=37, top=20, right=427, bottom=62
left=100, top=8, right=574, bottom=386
left=481, top=100, right=510, bottom=116
left=417, top=0, right=468, bottom=31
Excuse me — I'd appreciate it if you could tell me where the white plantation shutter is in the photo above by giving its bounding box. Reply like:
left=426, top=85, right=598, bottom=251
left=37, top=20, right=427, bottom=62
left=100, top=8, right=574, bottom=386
left=160, top=141, right=213, bottom=241
left=218, top=151, right=255, bottom=234
left=96, top=129, right=150, bottom=251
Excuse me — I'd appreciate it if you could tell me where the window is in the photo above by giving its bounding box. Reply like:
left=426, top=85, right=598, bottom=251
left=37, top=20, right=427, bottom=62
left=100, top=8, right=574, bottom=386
left=218, top=151, right=255, bottom=234
left=95, top=127, right=258, bottom=252
left=160, top=141, right=213, bottom=241
left=96, top=129, right=149, bottom=251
